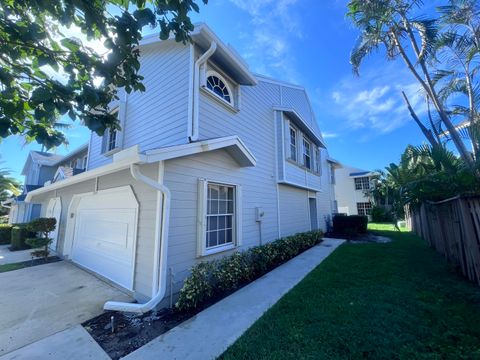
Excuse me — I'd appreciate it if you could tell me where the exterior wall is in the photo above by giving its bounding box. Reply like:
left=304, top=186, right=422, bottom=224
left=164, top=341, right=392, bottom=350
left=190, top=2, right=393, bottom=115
left=38, top=166, right=57, bottom=186
left=334, top=165, right=372, bottom=215
left=32, top=163, right=159, bottom=299
left=163, top=148, right=279, bottom=295
left=88, top=41, right=191, bottom=170
left=278, top=184, right=310, bottom=236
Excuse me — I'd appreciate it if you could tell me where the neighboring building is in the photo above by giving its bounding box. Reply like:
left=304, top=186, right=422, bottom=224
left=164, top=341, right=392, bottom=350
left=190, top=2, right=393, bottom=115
left=25, top=24, right=336, bottom=311
left=2, top=145, right=88, bottom=225
left=334, top=164, right=377, bottom=217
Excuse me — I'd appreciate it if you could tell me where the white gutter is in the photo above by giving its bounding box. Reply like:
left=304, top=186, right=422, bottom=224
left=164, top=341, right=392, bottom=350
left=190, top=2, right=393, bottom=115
left=104, top=163, right=171, bottom=313
left=190, top=41, right=217, bottom=141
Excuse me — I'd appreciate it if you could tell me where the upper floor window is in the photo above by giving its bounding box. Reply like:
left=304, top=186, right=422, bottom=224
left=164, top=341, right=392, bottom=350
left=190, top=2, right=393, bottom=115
left=303, top=137, right=311, bottom=170
left=314, top=147, right=321, bottom=174
left=289, top=126, right=297, bottom=161
left=103, top=109, right=119, bottom=154
left=354, top=176, right=370, bottom=190
left=330, top=165, right=336, bottom=184
left=205, top=71, right=233, bottom=105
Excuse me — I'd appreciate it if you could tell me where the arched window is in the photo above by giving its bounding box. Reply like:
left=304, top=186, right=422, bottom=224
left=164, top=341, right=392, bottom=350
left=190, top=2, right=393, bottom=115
left=205, top=72, right=233, bottom=104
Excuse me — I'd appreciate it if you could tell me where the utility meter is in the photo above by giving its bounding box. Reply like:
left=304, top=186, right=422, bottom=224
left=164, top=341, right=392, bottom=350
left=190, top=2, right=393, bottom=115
left=255, top=207, right=265, bottom=222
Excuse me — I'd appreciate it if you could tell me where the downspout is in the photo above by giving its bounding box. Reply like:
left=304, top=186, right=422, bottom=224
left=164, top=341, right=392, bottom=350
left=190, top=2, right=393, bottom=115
left=190, top=41, right=217, bottom=142
left=104, top=163, right=171, bottom=313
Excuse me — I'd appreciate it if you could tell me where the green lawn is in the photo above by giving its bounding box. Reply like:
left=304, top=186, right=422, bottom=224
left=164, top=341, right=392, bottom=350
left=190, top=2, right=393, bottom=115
left=0, top=262, right=26, bottom=273
left=220, top=224, right=480, bottom=359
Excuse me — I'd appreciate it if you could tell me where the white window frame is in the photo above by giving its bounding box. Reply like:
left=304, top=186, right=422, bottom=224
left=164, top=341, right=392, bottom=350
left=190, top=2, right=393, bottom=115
left=289, top=126, right=297, bottom=161
left=354, top=176, right=370, bottom=190
left=102, top=108, right=120, bottom=155
left=357, top=202, right=372, bottom=216
left=204, top=70, right=234, bottom=106
left=81, top=155, right=88, bottom=169
left=314, top=147, right=321, bottom=174
left=303, top=137, right=312, bottom=170
left=197, top=179, right=242, bottom=257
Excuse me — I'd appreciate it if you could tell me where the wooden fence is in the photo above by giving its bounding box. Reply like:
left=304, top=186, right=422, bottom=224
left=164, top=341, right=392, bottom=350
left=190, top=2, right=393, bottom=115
left=408, top=196, right=480, bottom=286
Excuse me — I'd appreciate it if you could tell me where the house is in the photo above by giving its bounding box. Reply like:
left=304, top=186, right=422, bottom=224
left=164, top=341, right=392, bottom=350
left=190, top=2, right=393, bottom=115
left=334, top=164, right=377, bottom=217
left=3, top=145, right=88, bottom=225
left=25, top=24, right=336, bottom=312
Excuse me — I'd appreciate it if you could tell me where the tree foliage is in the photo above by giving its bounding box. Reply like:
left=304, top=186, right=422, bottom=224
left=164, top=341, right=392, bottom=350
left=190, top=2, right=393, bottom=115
left=347, top=0, right=480, bottom=174
left=0, top=0, right=206, bottom=148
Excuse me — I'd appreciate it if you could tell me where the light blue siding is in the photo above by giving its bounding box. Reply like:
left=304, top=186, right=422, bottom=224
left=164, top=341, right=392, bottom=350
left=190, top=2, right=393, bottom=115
left=87, top=41, right=192, bottom=170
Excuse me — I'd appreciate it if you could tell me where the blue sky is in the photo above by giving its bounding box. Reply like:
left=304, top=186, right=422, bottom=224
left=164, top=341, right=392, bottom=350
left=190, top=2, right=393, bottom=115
left=1, top=0, right=430, bottom=181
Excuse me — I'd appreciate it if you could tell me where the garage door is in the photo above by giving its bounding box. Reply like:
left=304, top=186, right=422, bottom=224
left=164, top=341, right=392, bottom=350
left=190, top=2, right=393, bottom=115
left=71, top=187, right=138, bottom=290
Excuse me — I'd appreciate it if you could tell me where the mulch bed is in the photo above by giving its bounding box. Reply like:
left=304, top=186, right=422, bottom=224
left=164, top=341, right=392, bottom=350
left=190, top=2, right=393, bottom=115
left=83, top=309, right=191, bottom=360
left=83, top=239, right=324, bottom=359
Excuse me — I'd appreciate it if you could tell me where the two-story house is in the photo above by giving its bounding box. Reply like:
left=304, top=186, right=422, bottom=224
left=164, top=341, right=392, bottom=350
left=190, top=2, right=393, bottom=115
left=3, top=145, right=88, bottom=227
left=334, top=164, right=377, bottom=217
left=25, top=24, right=336, bottom=312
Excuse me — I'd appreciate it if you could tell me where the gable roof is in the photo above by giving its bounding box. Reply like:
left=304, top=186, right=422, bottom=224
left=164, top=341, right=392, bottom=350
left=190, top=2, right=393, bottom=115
left=21, top=151, right=64, bottom=176
left=140, top=23, right=257, bottom=86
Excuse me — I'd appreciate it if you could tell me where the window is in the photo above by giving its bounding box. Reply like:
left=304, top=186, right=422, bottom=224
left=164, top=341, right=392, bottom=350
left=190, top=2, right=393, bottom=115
left=357, top=202, right=372, bottom=216
left=206, top=183, right=235, bottom=249
left=206, top=72, right=232, bottom=105
left=289, top=126, right=297, bottom=161
left=303, top=137, right=311, bottom=169
left=314, top=147, right=321, bottom=174
left=81, top=155, right=88, bottom=169
left=107, top=128, right=117, bottom=152
left=330, top=165, right=336, bottom=184
left=354, top=176, right=370, bottom=190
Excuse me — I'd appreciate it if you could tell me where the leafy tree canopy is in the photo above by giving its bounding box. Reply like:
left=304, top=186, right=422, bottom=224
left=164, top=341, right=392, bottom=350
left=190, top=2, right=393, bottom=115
left=0, top=0, right=206, bottom=149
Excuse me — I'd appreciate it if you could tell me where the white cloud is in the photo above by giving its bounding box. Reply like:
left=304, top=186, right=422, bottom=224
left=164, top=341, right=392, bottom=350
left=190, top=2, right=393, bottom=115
left=321, top=64, right=426, bottom=135
left=323, top=132, right=339, bottom=139
left=228, top=0, right=302, bottom=83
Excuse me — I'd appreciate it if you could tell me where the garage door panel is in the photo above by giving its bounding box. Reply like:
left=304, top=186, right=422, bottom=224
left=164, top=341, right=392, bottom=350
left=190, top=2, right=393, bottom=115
left=71, top=188, right=138, bottom=290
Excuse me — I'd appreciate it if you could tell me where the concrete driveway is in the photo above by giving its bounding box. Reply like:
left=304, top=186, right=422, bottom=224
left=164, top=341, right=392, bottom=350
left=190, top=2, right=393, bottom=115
left=0, top=261, right=132, bottom=356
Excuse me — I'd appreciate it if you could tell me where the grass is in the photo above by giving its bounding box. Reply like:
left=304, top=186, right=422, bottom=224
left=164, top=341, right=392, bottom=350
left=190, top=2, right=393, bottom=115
left=220, top=224, right=480, bottom=359
left=0, top=262, right=26, bottom=273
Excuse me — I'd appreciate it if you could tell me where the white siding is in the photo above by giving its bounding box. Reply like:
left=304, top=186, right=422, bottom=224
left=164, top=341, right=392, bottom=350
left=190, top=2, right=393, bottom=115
left=278, top=184, right=310, bottom=236
left=31, top=163, right=159, bottom=299
left=334, top=165, right=372, bottom=215
left=88, top=41, right=191, bottom=170
left=164, top=149, right=278, bottom=293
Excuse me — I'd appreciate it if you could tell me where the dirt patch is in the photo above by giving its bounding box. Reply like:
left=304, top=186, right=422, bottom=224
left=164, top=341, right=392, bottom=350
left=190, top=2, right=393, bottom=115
left=83, top=309, right=192, bottom=360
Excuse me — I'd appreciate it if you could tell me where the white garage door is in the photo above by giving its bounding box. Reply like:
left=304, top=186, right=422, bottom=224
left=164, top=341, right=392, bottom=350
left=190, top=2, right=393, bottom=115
left=71, top=187, right=138, bottom=290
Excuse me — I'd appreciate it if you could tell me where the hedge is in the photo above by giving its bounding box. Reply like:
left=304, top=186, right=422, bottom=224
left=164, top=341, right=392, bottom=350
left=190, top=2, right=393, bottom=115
left=332, top=214, right=368, bottom=235
left=176, top=230, right=323, bottom=312
left=0, top=224, right=12, bottom=245
left=10, top=224, right=35, bottom=251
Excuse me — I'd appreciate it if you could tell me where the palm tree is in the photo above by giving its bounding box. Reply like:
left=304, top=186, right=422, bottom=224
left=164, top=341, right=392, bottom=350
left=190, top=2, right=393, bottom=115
left=433, top=0, right=480, bottom=157
left=347, top=0, right=476, bottom=173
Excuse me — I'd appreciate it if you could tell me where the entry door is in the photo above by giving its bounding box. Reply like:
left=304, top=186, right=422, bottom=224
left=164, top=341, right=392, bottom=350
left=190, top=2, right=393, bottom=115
left=309, top=198, right=318, bottom=230
left=46, top=197, right=62, bottom=251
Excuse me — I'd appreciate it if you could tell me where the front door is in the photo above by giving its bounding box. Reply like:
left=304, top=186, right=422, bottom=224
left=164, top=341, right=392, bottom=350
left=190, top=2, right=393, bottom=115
left=309, top=198, right=318, bottom=230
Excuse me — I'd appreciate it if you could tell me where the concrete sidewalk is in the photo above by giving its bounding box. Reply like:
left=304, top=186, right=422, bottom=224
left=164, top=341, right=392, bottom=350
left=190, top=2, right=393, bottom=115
left=124, top=238, right=345, bottom=360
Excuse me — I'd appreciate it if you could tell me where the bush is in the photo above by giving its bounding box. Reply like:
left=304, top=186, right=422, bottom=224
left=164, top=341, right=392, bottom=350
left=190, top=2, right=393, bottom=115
left=0, top=224, right=12, bottom=245
left=371, top=206, right=393, bottom=223
left=176, top=230, right=323, bottom=312
left=26, top=218, right=56, bottom=261
left=10, top=224, right=35, bottom=250
left=332, top=214, right=368, bottom=235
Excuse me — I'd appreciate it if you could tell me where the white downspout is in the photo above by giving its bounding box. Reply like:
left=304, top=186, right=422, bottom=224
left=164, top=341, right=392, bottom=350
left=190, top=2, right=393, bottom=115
left=190, top=41, right=217, bottom=142
left=103, top=163, right=171, bottom=313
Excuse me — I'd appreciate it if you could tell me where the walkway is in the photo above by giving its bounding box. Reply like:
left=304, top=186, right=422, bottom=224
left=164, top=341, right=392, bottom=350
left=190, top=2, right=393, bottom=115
left=124, top=238, right=344, bottom=360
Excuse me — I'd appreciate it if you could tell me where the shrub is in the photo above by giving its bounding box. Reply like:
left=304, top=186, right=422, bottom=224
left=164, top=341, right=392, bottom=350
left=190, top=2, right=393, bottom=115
left=0, top=224, right=12, bottom=245
left=176, top=230, right=323, bottom=312
left=371, top=206, right=393, bottom=223
left=332, top=214, right=368, bottom=235
left=10, top=224, right=35, bottom=250
left=26, top=218, right=56, bottom=261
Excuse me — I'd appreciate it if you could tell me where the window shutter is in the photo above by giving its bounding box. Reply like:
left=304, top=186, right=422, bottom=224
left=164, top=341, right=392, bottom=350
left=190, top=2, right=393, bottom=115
left=196, top=178, right=207, bottom=257
left=236, top=185, right=242, bottom=247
